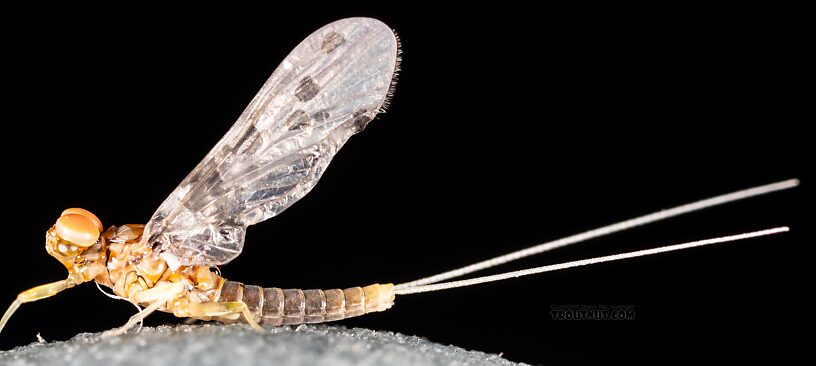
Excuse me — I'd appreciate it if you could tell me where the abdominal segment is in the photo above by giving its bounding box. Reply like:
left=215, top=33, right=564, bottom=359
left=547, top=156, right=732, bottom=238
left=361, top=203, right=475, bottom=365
left=216, top=280, right=395, bottom=325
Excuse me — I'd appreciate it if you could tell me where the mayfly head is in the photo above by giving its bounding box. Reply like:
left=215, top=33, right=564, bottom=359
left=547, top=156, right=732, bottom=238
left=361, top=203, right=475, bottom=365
left=45, top=208, right=109, bottom=282
left=0, top=208, right=109, bottom=335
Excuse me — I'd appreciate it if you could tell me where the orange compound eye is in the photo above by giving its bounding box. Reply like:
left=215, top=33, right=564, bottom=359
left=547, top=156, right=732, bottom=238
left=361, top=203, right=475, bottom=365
left=55, top=214, right=100, bottom=247
left=61, top=208, right=103, bottom=232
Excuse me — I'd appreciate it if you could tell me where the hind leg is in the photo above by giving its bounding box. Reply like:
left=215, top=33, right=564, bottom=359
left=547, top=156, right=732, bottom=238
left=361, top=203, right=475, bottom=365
left=185, top=301, right=262, bottom=331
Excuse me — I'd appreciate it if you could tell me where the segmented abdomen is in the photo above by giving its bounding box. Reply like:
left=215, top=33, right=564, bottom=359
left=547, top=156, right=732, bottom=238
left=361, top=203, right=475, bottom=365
left=217, top=280, right=395, bottom=325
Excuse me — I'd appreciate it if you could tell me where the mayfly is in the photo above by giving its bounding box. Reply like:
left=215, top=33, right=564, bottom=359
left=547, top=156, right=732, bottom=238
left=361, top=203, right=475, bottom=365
left=0, top=17, right=797, bottom=337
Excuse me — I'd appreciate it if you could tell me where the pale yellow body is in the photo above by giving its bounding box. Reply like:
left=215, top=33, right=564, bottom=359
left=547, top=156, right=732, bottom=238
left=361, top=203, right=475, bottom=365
left=0, top=209, right=394, bottom=336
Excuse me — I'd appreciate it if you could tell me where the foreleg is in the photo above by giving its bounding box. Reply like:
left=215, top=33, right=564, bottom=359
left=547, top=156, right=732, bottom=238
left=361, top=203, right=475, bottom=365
left=101, top=282, right=185, bottom=337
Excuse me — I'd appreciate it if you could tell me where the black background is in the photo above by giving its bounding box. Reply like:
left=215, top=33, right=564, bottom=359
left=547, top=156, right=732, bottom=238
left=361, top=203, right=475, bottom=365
left=0, top=4, right=808, bottom=365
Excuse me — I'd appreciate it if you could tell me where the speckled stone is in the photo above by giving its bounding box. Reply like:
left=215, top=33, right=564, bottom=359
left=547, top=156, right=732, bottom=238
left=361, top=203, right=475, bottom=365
left=0, top=324, right=525, bottom=366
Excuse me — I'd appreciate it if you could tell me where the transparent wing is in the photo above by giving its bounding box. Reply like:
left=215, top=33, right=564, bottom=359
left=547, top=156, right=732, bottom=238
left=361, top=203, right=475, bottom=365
left=143, top=18, right=399, bottom=268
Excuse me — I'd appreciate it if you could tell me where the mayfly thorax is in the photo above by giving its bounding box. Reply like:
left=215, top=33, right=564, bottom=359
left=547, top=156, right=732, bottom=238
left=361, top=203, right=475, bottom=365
left=0, top=17, right=797, bottom=337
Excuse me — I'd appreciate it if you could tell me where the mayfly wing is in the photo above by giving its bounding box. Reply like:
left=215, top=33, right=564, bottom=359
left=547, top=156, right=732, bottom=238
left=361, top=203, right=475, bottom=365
left=143, top=18, right=399, bottom=268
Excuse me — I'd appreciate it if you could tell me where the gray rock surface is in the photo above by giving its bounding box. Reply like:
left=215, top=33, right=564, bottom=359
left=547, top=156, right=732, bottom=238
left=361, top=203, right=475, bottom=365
left=0, top=324, right=524, bottom=366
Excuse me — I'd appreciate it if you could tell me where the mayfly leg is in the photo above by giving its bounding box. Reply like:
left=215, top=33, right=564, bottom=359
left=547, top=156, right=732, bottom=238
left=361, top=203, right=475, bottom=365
left=185, top=302, right=263, bottom=331
left=100, top=282, right=185, bottom=337
left=0, top=279, right=76, bottom=334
